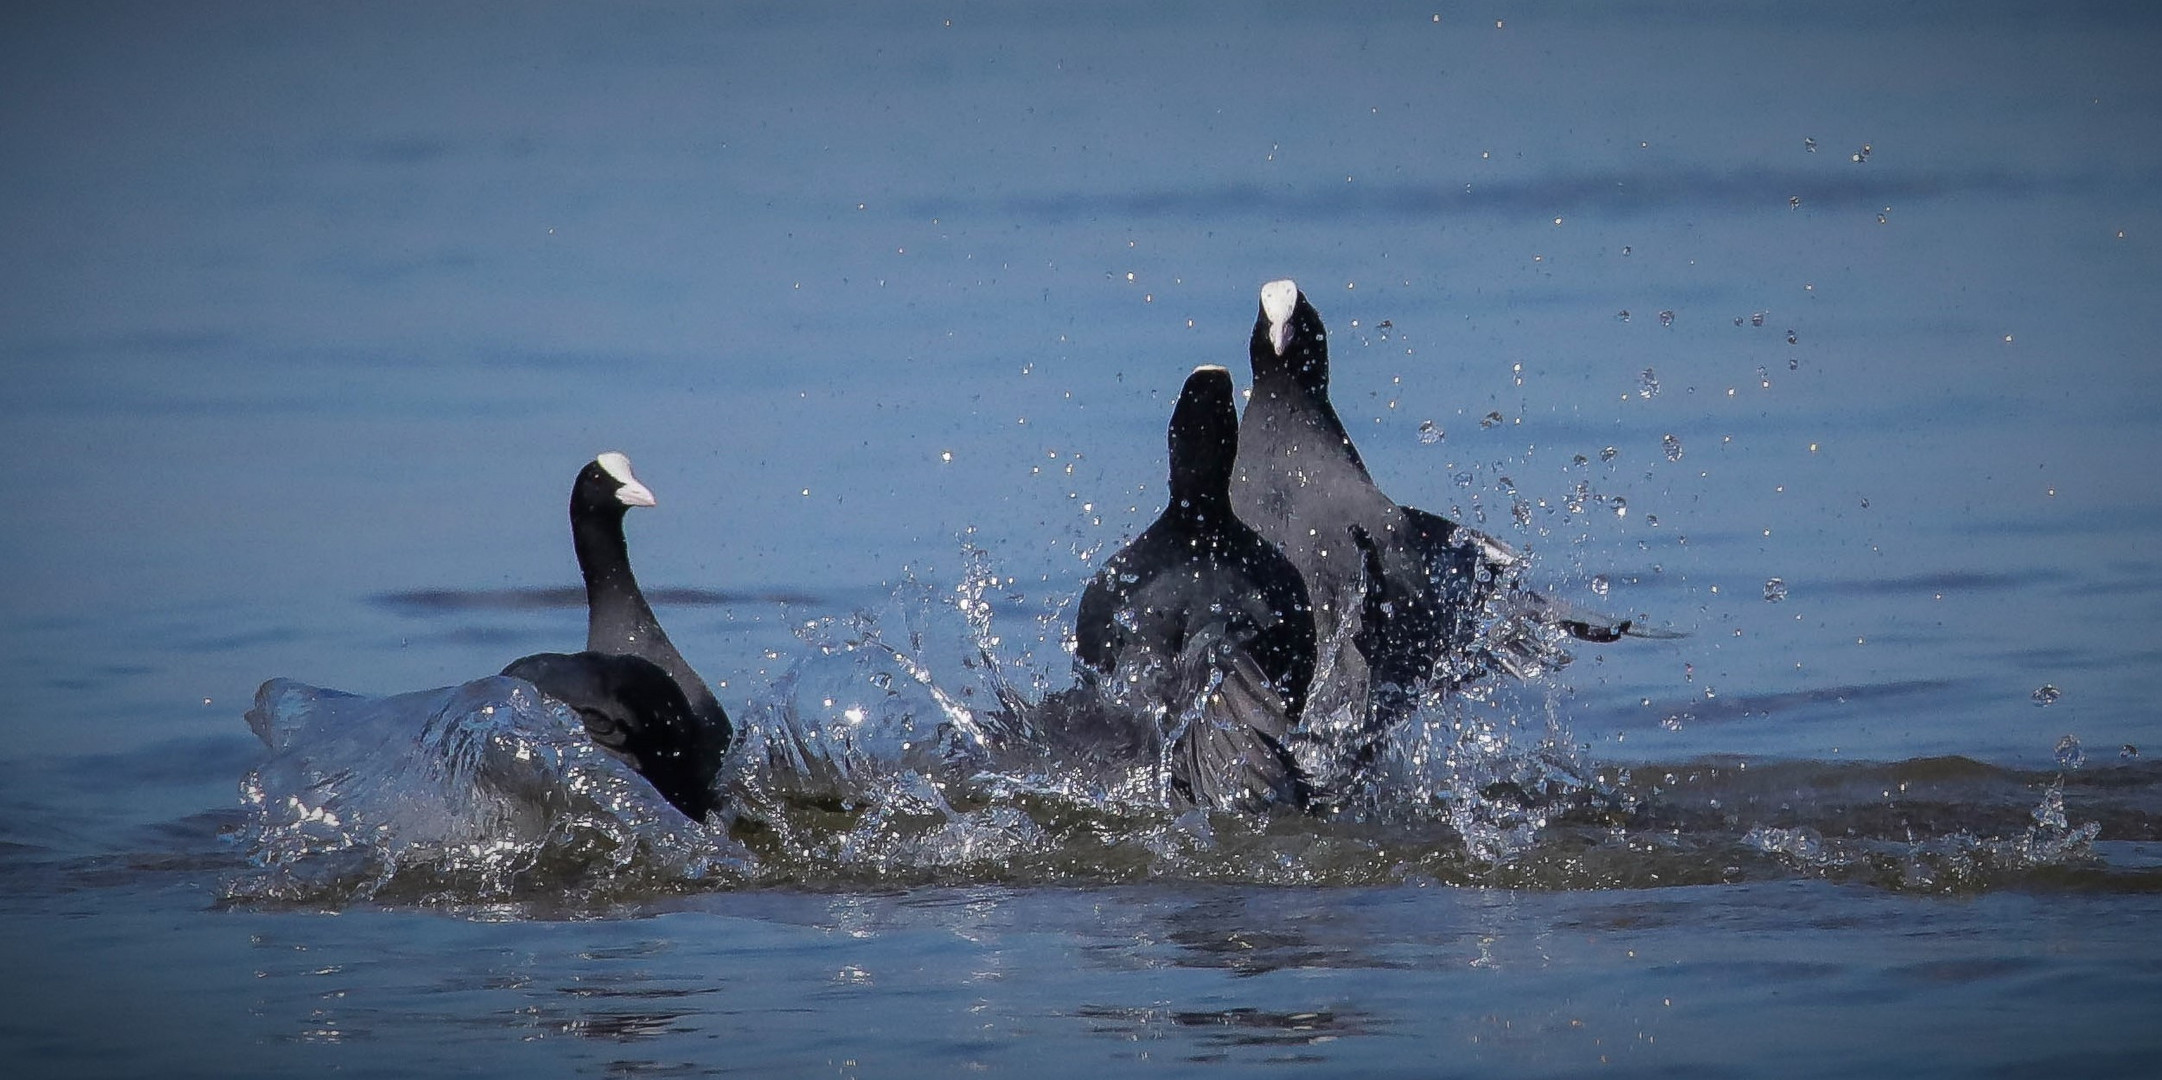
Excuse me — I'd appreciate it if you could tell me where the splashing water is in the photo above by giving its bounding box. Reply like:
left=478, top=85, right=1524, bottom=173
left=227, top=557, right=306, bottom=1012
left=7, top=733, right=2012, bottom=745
left=2054, top=734, right=2085, bottom=770
left=233, top=677, right=748, bottom=906
left=225, top=546, right=2142, bottom=906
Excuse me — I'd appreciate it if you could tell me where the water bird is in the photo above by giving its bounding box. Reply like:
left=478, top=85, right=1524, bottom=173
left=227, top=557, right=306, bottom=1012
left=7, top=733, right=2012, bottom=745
left=1072, top=366, right=1316, bottom=811
left=1230, top=280, right=1636, bottom=762
left=501, top=452, right=731, bottom=820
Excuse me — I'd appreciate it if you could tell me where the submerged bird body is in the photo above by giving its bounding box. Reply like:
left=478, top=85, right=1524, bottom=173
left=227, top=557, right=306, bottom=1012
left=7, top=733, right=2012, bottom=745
left=503, top=453, right=730, bottom=820
left=500, top=650, right=716, bottom=819
left=1073, top=367, right=1316, bottom=811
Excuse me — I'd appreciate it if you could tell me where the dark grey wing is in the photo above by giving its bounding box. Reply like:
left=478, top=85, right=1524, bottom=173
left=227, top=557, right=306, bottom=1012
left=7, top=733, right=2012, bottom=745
left=1163, top=627, right=1310, bottom=813
left=1348, top=515, right=1472, bottom=695
left=1398, top=508, right=1652, bottom=690
left=501, top=651, right=719, bottom=820
left=1072, top=558, right=1127, bottom=677
left=1222, top=527, right=1317, bottom=722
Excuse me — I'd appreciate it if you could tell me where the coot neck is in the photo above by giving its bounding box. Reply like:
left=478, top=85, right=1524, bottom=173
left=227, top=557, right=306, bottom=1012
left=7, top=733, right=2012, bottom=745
left=572, top=504, right=658, bottom=638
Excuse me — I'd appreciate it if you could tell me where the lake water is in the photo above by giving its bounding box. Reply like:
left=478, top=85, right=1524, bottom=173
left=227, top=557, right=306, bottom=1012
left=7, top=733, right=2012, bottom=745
left=4, top=2, right=2161, bottom=1075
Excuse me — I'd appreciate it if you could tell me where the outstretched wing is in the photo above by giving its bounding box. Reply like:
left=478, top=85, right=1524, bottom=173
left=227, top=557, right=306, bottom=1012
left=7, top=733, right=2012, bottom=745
left=1163, top=627, right=1311, bottom=813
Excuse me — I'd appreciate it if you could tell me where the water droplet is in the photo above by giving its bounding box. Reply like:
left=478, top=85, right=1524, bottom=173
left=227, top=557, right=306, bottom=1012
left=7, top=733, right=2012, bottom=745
left=1480, top=410, right=1504, bottom=429
left=2122, top=744, right=2141, bottom=760
left=1751, top=312, right=1767, bottom=328
left=1590, top=574, right=1611, bottom=597
left=1617, top=309, right=1631, bottom=322
left=1621, top=245, right=1632, bottom=256
left=1612, top=497, right=1628, bottom=518
left=1789, top=355, right=1800, bottom=371
left=1757, top=365, right=1772, bottom=388
left=1788, top=195, right=1801, bottom=210
left=1638, top=368, right=1660, bottom=398
left=1572, top=453, right=1589, bottom=467
left=2032, top=684, right=2061, bottom=707
left=1658, top=310, right=1675, bottom=327
left=1512, top=499, right=1532, bottom=527
left=1417, top=420, right=1443, bottom=445
left=1804, top=136, right=1817, bottom=153
left=1599, top=446, right=1618, bottom=463
left=1763, top=578, right=1787, bottom=603
left=1660, top=715, right=1685, bottom=731
left=1786, top=329, right=1799, bottom=345
left=1662, top=434, right=1683, bottom=462
left=2054, top=734, right=2085, bottom=769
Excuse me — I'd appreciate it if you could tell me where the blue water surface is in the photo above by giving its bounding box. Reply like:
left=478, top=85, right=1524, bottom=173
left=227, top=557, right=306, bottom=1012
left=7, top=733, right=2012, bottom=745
left=3, top=2, right=2160, bottom=1075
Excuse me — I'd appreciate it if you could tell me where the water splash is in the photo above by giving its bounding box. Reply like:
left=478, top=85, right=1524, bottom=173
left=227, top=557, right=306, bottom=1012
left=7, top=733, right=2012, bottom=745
left=231, top=677, right=747, bottom=906
left=226, top=548, right=2148, bottom=905
left=2054, top=734, right=2085, bottom=770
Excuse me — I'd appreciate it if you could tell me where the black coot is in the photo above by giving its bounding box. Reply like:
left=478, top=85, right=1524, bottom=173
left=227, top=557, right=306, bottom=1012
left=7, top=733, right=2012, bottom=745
left=1230, top=281, right=1633, bottom=755
left=1073, top=366, right=1316, bottom=811
left=502, top=452, right=730, bottom=820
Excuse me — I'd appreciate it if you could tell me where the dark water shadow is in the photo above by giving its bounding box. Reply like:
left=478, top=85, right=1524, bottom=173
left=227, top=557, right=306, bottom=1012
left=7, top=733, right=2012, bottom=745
left=945, top=166, right=2148, bottom=225
left=1071, top=1002, right=1380, bottom=1057
left=1632, top=678, right=1956, bottom=727
left=374, top=586, right=827, bottom=615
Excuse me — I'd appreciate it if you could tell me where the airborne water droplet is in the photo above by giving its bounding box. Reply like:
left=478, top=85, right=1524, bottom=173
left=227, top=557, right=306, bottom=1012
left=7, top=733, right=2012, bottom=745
left=1658, top=310, right=1675, bottom=327
left=1638, top=368, right=1660, bottom=398
left=2032, top=684, right=2061, bottom=706
left=1662, top=434, right=1682, bottom=462
left=1417, top=420, right=1443, bottom=445
left=1763, top=578, right=1787, bottom=603
left=2054, top=734, right=2085, bottom=769
left=1599, top=446, right=1618, bottom=463
left=1590, top=574, right=1610, bottom=597
left=1612, top=497, right=1628, bottom=518
left=1480, top=410, right=1504, bottom=429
